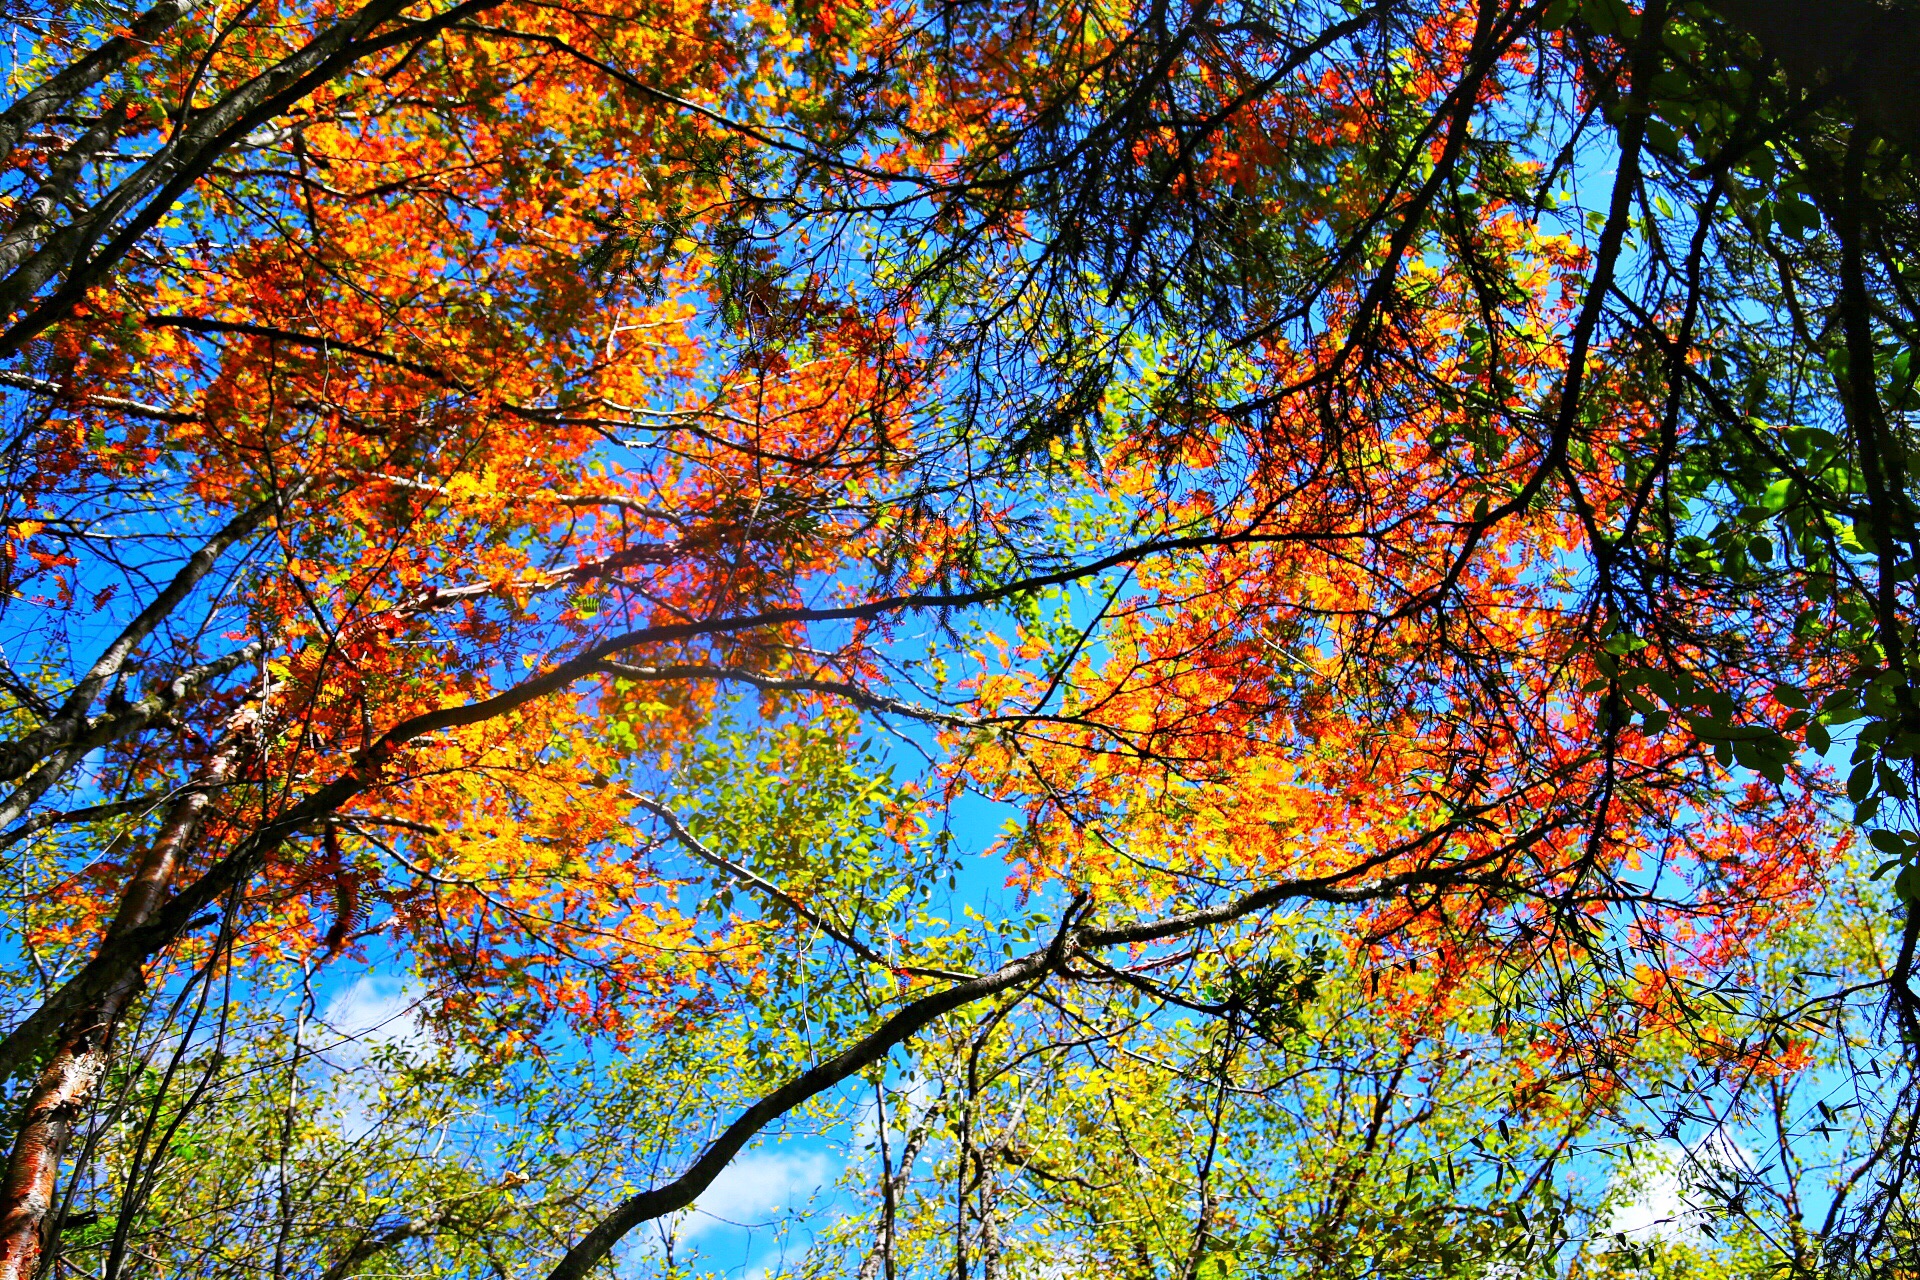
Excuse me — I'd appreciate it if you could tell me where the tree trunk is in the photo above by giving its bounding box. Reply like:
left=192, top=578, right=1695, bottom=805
left=0, top=726, right=247, bottom=1280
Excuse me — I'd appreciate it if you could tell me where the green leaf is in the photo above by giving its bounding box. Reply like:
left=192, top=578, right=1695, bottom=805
left=1848, top=760, right=1875, bottom=804
left=1882, top=762, right=1911, bottom=800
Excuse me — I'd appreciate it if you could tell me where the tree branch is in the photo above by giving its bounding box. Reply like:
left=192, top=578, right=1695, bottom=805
left=1704, top=0, right=1920, bottom=145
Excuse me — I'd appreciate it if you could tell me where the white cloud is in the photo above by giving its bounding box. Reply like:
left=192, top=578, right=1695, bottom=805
left=680, top=1150, right=839, bottom=1240
left=1603, top=1142, right=1700, bottom=1244
left=318, top=974, right=431, bottom=1071
left=311, top=975, right=435, bottom=1139
left=1601, top=1129, right=1752, bottom=1248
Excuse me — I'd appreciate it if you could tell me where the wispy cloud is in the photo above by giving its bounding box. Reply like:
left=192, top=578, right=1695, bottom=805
left=1601, top=1128, right=1752, bottom=1247
left=681, top=1150, right=840, bottom=1240
left=317, top=974, right=431, bottom=1072
left=311, top=974, right=435, bottom=1139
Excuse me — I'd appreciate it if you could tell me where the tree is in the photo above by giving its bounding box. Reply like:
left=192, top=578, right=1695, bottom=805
left=0, top=0, right=1908, bottom=1275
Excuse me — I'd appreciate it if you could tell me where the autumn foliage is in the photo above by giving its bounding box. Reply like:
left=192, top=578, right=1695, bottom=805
left=0, top=0, right=1914, bottom=1275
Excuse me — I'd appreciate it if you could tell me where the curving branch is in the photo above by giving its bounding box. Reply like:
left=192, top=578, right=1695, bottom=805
left=625, top=793, right=913, bottom=975
left=0, top=510, right=1391, bottom=1086
left=0, top=482, right=289, bottom=791
left=0, top=0, right=508, bottom=357
left=0, top=642, right=264, bottom=833
left=0, top=372, right=199, bottom=424
left=596, top=660, right=990, bottom=728
left=540, top=838, right=1462, bottom=1280
left=0, top=0, right=197, bottom=172
left=0, top=789, right=194, bottom=853
left=542, top=896, right=1092, bottom=1280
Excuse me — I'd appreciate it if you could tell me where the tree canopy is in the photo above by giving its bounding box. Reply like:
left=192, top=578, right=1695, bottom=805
left=1, top=0, right=1918, bottom=1275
